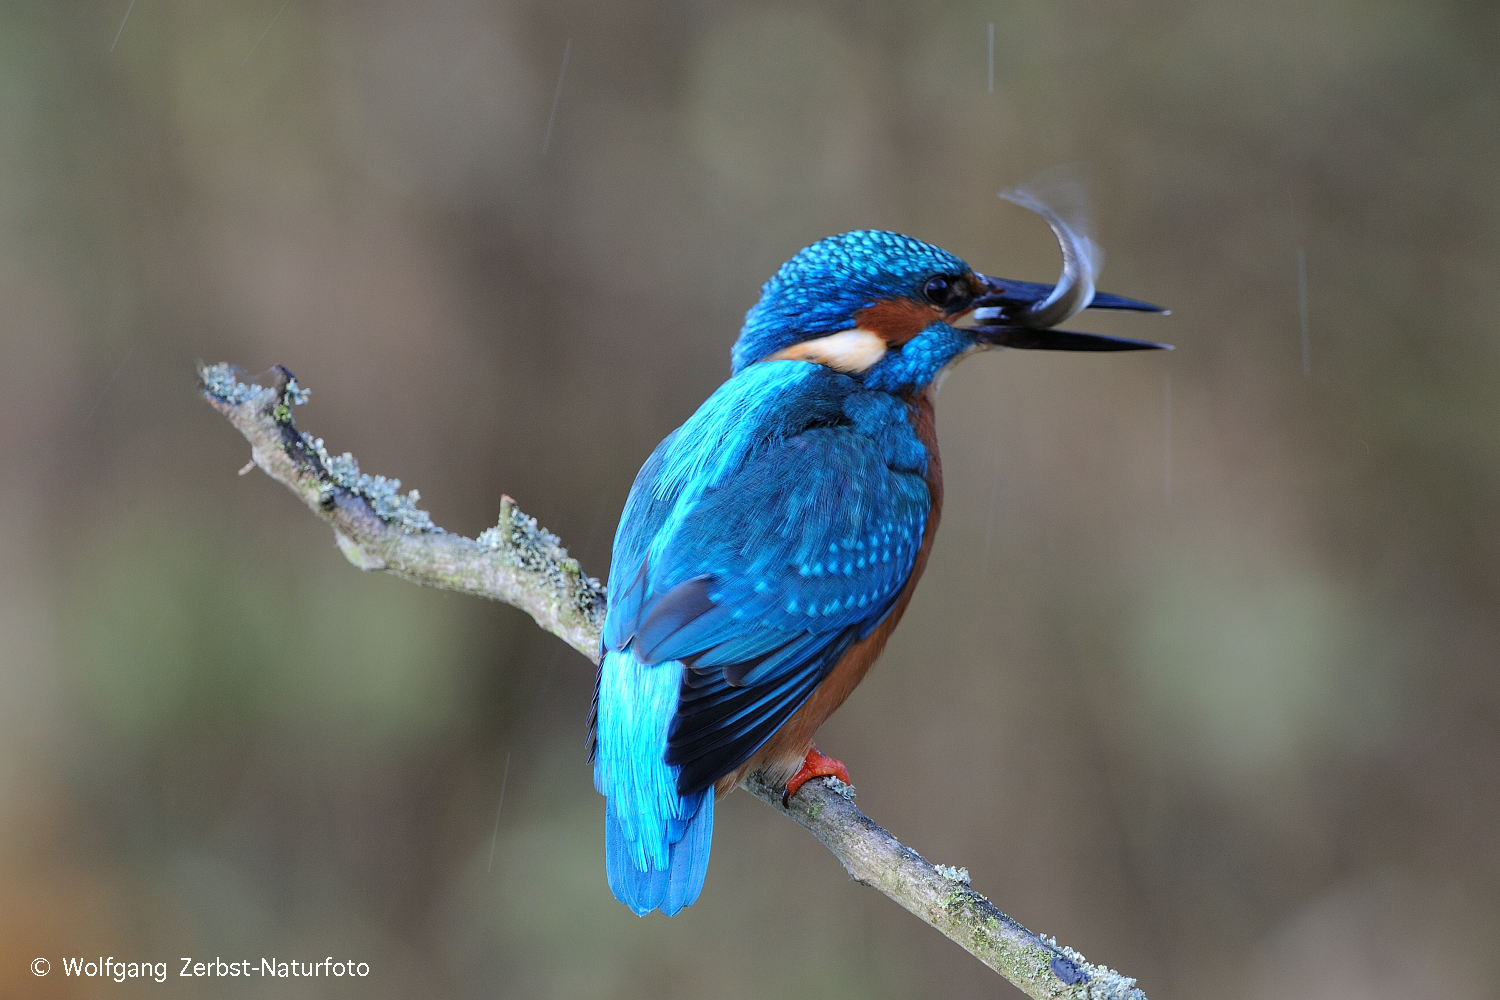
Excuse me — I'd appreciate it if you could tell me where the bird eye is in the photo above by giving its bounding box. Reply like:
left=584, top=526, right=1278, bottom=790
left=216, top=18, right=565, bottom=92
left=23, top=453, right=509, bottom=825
left=922, top=274, right=971, bottom=310
left=922, top=276, right=952, bottom=304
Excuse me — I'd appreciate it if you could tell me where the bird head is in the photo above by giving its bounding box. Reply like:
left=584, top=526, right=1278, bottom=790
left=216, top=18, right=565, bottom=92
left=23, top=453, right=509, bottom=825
left=732, top=192, right=1170, bottom=395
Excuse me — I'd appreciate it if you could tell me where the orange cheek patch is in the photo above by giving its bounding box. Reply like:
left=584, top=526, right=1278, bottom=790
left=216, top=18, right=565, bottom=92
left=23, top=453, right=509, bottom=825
left=853, top=297, right=944, bottom=345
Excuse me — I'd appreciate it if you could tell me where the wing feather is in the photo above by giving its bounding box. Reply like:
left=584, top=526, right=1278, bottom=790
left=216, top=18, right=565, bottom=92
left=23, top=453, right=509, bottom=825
left=642, top=427, right=928, bottom=794
left=594, top=367, right=931, bottom=797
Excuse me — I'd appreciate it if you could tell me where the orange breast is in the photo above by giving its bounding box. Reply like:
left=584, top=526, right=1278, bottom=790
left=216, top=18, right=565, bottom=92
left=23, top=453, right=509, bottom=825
left=719, top=390, right=944, bottom=794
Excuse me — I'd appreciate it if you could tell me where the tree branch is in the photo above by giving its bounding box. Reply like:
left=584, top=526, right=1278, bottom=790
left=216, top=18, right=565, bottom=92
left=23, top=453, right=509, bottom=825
left=199, top=362, right=1147, bottom=1000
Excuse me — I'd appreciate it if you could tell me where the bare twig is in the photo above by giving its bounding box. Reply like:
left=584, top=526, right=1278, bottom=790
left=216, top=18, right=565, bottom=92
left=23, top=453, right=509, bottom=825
left=198, top=362, right=1146, bottom=1000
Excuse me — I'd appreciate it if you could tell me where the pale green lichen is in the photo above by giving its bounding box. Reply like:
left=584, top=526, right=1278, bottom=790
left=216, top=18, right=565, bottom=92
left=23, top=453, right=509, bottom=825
left=203, top=363, right=439, bottom=534
left=1078, top=964, right=1142, bottom=1000
left=824, top=776, right=856, bottom=800
left=299, top=433, right=439, bottom=534
left=477, top=503, right=605, bottom=624
left=936, top=864, right=971, bottom=885
left=943, top=887, right=972, bottom=913
left=272, top=379, right=308, bottom=423
left=1032, top=936, right=1144, bottom=1000
left=200, top=363, right=274, bottom=407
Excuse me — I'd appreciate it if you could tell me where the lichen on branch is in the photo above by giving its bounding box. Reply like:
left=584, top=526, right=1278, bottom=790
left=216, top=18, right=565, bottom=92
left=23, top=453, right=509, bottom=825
left=199, top=363, right=1146, bottom=1000
left=198, top=363, right=604, bottom=658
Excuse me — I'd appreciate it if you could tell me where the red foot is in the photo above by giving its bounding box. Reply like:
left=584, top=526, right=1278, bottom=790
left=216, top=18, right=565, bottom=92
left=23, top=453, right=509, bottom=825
left=782, top=747, right=852, bottom=806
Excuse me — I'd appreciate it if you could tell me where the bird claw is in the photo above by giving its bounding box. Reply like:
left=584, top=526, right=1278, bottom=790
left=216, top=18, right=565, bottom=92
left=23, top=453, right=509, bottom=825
left=782, top=747, right=851, bottom=806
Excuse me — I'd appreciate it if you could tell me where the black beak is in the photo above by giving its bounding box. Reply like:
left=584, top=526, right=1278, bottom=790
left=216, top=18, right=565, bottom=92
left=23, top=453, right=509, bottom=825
left=967, top=177, right=1171, bottom=352
left=968, top=273, right=1172, bottom=352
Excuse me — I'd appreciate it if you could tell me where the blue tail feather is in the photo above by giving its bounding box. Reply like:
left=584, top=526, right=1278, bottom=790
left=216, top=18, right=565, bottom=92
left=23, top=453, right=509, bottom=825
left=604, top=804, right=669, bottom=915
left=604, top=788, right=713, bottom=916
left=664, top=789, right=712, bottom=915
left=595, top=649, right=715, bottom=916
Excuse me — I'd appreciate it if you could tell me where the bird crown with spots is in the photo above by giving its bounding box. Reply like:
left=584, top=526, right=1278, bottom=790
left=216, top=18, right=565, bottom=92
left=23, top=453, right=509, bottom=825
left=732, top=231, right=971, bottom=374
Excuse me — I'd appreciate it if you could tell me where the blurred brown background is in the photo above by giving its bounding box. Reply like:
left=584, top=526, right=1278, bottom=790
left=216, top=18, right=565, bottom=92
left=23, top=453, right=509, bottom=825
left=3, top=1, right=1498, bottom=997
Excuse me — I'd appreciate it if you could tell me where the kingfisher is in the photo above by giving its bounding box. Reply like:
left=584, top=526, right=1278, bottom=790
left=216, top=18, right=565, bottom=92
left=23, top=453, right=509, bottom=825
left=589, top=189, right=1168, bottom=916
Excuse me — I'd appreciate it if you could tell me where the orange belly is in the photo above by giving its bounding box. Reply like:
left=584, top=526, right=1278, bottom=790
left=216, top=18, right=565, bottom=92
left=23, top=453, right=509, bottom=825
left=717, top=391, right=945, bottom=794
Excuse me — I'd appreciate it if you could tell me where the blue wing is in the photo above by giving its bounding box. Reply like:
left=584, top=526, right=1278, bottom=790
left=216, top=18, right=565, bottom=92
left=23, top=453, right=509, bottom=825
left=624, top=422, right=930, bottom=794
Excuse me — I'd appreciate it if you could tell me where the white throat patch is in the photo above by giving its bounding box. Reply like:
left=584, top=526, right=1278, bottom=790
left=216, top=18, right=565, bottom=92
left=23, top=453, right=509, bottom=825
left=766, top=328, right=887, bottom=373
